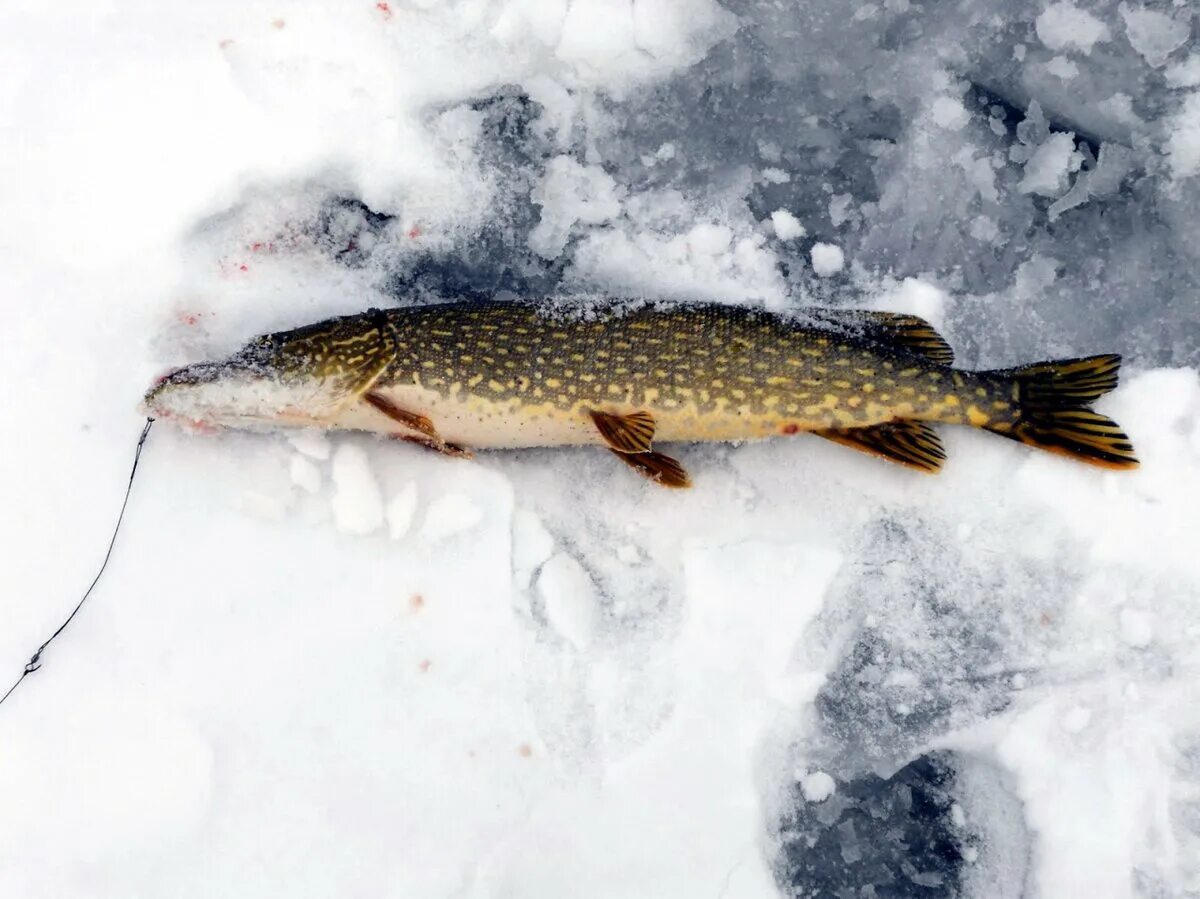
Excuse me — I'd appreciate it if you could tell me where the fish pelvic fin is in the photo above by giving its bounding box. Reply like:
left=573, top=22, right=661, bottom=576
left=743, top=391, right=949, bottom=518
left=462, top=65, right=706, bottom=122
left=984, top=354, right=1139, bottom=470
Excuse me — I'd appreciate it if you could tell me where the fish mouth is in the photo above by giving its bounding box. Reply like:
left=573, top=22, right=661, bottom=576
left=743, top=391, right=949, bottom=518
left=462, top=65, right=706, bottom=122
left=142, top=359, right=252, bottom=430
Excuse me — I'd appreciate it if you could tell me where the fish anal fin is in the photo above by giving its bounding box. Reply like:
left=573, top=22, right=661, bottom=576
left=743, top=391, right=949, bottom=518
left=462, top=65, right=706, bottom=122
left=611, top=449, right=692, bottom=488
left=816, top=420, right=946, bottom=473
left=822, top=310, right=954, bottom=366
left=590, top=409, right=656, bottom=454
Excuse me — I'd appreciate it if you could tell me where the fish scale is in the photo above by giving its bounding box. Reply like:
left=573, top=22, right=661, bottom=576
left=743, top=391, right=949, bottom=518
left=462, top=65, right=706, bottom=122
left=376, top=301, right=984, bottom=437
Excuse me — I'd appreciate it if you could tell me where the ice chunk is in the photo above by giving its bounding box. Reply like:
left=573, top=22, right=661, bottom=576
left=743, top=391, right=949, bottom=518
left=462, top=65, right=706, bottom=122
left=536, top=552, right=600, bottom=649
left=1119, top=3, right=1190, bottom=67
left=289, top=454, right=322, bottom=494
left=810, top=242, right=845, bottom=277
left=931, top=96, right=969, bottom=130
left=1061, top=706, right=1092, bottom=733
left=385, top=481, right=419, bottom=541
left=771, top=209, right=806, bottom=240
left=329, top=443, right=384, bottom=535
left=1119, top=608, right=1153, bottom=647
left=1167, top=94, right=1200, bottom=180
left=529, top=156, right=621, bottom=259
left=1048, top=142, right=1137, bottom=220
left=801, top=771, right=836, bottom=802
left=1018, top=132, right=1078, bottom=196
left=287, top=429, right=331, bottom=460
left=686, top=222, right=733, bottom=256
left=1165, top=55, right=1200, bottom=88
left=420, top=492, right=484, bottom=541
left=512, top=508, right=556, bottom=590
left=1035, top=3, right=1112, bottom=53
left=1045, top=56, right=1080, bottom=79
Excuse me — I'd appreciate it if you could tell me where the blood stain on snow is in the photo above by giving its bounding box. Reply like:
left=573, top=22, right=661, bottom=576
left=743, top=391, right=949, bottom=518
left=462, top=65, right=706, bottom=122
left=407, top=227, right=421, bottom=239
left=218, top=39, right=233, bottom=49
left=418, top=659, right=431, bottom=672
left=238, top=263, right=249, bottom=272
left=376, top=2, right=393, bottom=19
left=410, top=593, right=425, bottom=611
left=271, top=19, right=285, bottom=29
left=517, top=743, right=533, bottom=758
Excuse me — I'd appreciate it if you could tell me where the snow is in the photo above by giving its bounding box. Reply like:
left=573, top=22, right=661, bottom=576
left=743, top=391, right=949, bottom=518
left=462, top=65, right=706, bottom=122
left=1036, top=3, right=1112, bottom=54
left=385, top=481, right=419, bottom=541
left=1119, top=3, right=1190, bottom=68
left=330, top=442, right=385, bottom=535
left=801, top=771, right=837, bottom=802
left=289, top=453, right=323, bottom=494
left=810, top=242, right=846, bottom=276
left=2, top=0, right=1200, bottom=897
left=1167, top=93, right=1200, bottom=180
left=770, top=209, right=806, bottom=240
left=1018, top=131, right=1079, bottom=196
left=421, top=492, right=486, bottom=541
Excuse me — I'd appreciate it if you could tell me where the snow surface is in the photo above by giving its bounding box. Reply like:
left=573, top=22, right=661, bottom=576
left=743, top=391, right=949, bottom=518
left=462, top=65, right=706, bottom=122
left=1, top=1, right=1199, bottom=897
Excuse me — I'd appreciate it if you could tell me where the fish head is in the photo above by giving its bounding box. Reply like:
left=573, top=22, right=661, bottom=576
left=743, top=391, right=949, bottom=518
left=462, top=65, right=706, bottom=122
left=144, top=314, right=395, bottom=431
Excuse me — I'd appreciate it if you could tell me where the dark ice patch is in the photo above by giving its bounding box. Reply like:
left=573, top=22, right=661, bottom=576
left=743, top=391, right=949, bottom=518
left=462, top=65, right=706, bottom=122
left=777, top=753, right=971, bottom=898
left=776, top=751, right=1030, bottom=898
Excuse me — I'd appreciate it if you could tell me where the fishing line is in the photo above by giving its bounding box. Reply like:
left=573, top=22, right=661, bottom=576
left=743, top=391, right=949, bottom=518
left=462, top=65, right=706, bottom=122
left=0, top=417, right=155, bottom=711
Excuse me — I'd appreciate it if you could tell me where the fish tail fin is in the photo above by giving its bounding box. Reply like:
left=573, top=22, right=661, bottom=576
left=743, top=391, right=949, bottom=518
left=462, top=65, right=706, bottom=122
left=983, top=354, right=1139, bottom=470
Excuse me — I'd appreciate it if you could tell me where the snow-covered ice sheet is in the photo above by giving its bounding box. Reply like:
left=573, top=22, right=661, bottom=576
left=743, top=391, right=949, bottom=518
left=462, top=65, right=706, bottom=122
left=1, top=0, right=1198, bottom=896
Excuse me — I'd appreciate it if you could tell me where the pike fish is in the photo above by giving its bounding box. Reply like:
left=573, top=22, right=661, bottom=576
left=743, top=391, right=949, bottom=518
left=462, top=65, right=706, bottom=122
left=144, top=300, right=1139, bottom=487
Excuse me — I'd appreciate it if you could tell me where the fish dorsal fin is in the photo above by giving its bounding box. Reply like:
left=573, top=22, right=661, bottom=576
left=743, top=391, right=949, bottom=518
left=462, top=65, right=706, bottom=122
left=816, top=421, right=946, bottom=473
left=590, top=409, right=656, bottom=453
left=816, top=309, right=954, bottom=365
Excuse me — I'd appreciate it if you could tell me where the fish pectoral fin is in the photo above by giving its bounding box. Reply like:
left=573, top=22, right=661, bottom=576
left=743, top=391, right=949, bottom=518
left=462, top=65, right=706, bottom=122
left=816, top=421, right=946, bottom=473
left=365, top=391, right=439, bottom=440
left=610, top=449, right=692, bottom=488
left=589, top=409, right=656, bottom=454
left=366, top=391, right=473, bottom=458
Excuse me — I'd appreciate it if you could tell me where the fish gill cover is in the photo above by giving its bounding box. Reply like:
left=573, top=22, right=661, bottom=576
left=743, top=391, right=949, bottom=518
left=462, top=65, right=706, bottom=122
left=0, top=1, right=1198, bottom=898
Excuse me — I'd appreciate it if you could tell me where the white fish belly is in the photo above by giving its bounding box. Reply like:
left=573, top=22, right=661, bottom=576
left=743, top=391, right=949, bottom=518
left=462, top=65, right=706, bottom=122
left=329, top=385, right=602, bottom=449
left=327, top=385, right=792, bottom=449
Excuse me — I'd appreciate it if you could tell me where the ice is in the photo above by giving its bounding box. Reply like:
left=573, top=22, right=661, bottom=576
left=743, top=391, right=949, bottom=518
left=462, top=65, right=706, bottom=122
left=1036, top=3, right=1112, bottom=54
left=1119, top=608, right=1153, bottom=648
left=1167, top=93, right=1200, bottom=180
left=771, top=209, right=806, bottom=240
left=529, top=156, right=621, bottom=259
left=810, top=242, right=845, bottom=277
left=931, top=96, right=970, bottom=130
left=1119, top=3, right=1191, bottom=68
left=1166, top=55, right=1200, bottom=89
left=420, top=492, right=485, bottom=541
left=1018, top=131, right=1080, bottom=196
left=289, top=453, right=322, bottom=494
left=385, top=481, right=419, bottom=541
left=287, top=430, right=331, bottom=460
left=1045, top=55, right=1080, bottom=80
left=4, top=0, right=1200, bottom=896
left=329, top=442, right=384, bottom=535
left=801, top=771, right=837, bottom=802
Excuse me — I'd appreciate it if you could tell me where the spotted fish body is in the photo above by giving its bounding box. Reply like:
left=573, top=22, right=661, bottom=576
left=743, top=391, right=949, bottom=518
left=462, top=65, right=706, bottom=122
left=358, top=303, right=991, bottom=444
left=147, top=299, right=1139, bottom=484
